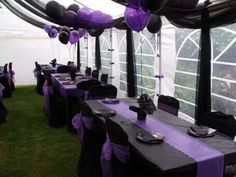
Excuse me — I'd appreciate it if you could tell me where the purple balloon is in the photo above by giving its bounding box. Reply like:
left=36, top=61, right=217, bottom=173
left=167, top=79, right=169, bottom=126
left=44, top=24, right=52, bottom=33
left=124, top=5, right=150, bottom=32
left=76, top=7, right=92, bottom=27
left=69, top=30, right=79, bottom=44
left=49, top=28, right=58, bottom=38
left=61, top=10, right=77, bottom=27
left=89, top=11, right=113, bottom=28
left=78, top=28, right=86, bottom=38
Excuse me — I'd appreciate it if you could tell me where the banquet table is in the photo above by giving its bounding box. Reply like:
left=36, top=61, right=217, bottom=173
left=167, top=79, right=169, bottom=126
left=40, top=64, right=58, bottom=80
left=85, top=98, right=236, bottom=177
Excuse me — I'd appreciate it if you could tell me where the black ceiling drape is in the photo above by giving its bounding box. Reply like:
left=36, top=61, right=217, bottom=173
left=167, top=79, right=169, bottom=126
left=1, top=0, right=45, bottom=28
left=161, top=0, right=236, bottom=29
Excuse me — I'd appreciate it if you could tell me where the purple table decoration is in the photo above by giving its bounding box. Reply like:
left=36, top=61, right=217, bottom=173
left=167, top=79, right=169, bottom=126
left=100, top=100, right=224, bottom=177
left=100, top=134, right=129, bottom=177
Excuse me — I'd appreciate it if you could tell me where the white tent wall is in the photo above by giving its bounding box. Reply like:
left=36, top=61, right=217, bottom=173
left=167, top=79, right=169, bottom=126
left=159, top=24, right=177, bottom=97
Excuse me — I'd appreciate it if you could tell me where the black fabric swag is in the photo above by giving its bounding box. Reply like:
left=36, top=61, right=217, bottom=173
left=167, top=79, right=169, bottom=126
left=126, top=29, right=137, bottom=97
left=95, top=37, right=101, bottom=70
left=195, top=3, right=211, bottom=123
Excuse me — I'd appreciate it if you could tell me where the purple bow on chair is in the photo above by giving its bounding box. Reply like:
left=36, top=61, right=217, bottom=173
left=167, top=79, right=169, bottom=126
left=100, top=135, right=129, bottom=177
left=33, top=68, right=40, bottom=79
left=0, top=83, right=5, bottom=99
left=72, top=113, right=95, bottom=142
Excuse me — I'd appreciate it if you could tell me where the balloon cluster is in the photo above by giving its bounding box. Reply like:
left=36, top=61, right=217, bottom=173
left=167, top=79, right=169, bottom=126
left=124, top=0, right=162, bottom=33
left=43, top=0, right=167, bottom=44
left=43, top=1, right=114, bottom=44
left=44, top=24, right=86, bottom=44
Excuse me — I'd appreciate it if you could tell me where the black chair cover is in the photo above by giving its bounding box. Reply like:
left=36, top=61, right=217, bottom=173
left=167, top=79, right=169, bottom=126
left=56, top=65, right=70, bottom=73
left=89, top=84, right=117, bottom=99
left=100, top=74, right=108, bottom=84
left=76, top=79, right=101, bottom=91
left=78, top=101, right=106, bottom=177
left=35, top=62, right=45, bottom=95
left=48, top=89, right=66, bottom=127
left=0, top=100, right=8, bottom=124
left=105, top=118, right=129, bottom=177
left=9, top=62, right=15, bottom=91
left=199, top=111, right=236, bottom=139
left=85, top=67, right=92, bottom=77
left=92, top=69, right=99, bottom=79
left=0, top=64, right=12, bottom=98
left=158, top=95, right=180, bottom=116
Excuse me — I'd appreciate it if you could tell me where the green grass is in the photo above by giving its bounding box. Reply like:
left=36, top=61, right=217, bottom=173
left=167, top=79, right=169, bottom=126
left=0, top=86, right=80, bottom=177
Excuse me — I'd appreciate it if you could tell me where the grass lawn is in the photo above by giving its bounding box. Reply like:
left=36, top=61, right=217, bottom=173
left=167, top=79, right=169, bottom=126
left=0, top=86, right=80, bottom=177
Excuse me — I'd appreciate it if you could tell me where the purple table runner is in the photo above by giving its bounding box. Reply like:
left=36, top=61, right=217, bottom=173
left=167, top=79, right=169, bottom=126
left=100, top=100, right=224, bottom=177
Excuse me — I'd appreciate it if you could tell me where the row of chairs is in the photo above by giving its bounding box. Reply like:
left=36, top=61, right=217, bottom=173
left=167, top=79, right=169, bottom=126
left=0, top=62, right=15, bottom=98
left=0, top=62, right=15, bottom=124
left=85, top=67, right=108, bottom=84
left=74, top=102, right=156, bottom=177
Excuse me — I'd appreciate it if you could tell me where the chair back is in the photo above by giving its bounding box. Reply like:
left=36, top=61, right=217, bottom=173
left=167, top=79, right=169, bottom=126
left=57, top=65, right=70, bottom=73
left=106, top=118, right=128, bottom=146
left=101, top=118, right=129, bottom=177
left=3, top=64, right=8, bottom=74
left=85, top=67, right=92, bottom=77
left=200, top=111, right=236, bottom=139
left=72, top=101, right=106, bottom=177
left=92, top=70, right=99, bottom=79
left=76, top=79, right=101, bottom=91
left=89, top=84, right=117, bottom=99
left=101, top=74, right=108, bottom=84
left=9, top=62, right=12, bottom=71
left=158, top=95, right=180, bottom=116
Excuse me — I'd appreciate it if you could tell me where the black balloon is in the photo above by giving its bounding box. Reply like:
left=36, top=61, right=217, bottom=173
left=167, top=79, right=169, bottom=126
left=60, top=26, right=70, bottom=34
left=113, top=17, right=128, bottom=30
left=59, top=31, right=69, bottom=44
left=144, top=0, right=168, bottom=12
left=147, top=14, right=162, bottom=34
left=45, top=1, right=64, bottom=20
left=88, top=29, right=104, bottom=37
left=67, top=4, right=80, bottom=13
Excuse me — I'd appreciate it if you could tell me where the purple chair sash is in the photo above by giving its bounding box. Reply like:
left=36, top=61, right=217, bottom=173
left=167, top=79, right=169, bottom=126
left=72, top=113, right=95, bottom=142
left=33, top=69, right=40, bottom=79
left=0, top=83, right=5, bottom=99
left=158, top=102, right=179, bottom=116
left=100, top=100, right=224, bottom=177
left=100, top=135, right=129, bottom=177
